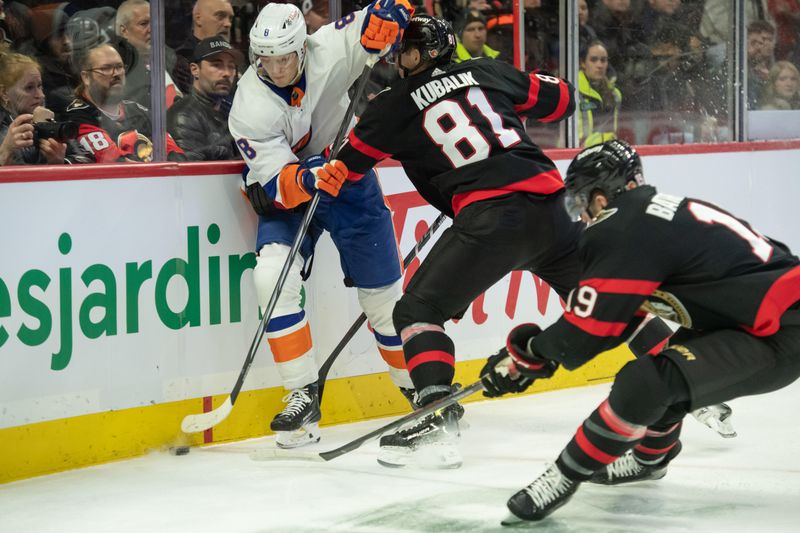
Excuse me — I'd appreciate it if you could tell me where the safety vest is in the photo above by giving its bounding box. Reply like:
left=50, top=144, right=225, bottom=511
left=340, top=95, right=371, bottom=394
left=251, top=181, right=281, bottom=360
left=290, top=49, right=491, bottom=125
left=577, top=70, right=621, bottom=147
left=454, top=41, right=500, bottom=63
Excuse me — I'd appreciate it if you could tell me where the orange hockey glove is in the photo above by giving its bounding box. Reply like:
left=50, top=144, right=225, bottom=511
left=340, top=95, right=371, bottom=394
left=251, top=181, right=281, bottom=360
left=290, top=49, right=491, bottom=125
left=360, top=0, right=415, bottom=54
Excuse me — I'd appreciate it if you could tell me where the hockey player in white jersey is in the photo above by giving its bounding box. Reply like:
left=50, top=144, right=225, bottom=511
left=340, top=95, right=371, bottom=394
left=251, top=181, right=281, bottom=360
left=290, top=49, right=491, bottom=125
left=229, top=1, right=415, bottom=448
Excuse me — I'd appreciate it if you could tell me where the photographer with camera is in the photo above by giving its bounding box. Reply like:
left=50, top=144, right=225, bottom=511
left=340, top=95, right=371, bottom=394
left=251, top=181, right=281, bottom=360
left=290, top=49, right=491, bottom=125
left=0, top=44, right=91, bottom=165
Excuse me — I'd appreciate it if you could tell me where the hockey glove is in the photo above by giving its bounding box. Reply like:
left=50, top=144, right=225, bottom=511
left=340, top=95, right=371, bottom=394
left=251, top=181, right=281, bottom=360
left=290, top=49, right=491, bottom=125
left=360, top=0, right=414, bottom=54
left=300, top=155, right=348, bottom=198
left=480, top=324, right=559, bottom=398
left=246, top=181, right=277, bottom=217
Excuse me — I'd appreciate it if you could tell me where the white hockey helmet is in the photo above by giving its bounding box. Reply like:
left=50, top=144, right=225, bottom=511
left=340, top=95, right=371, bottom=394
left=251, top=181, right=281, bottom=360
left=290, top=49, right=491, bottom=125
left=249, top=3, right=308, bottom=84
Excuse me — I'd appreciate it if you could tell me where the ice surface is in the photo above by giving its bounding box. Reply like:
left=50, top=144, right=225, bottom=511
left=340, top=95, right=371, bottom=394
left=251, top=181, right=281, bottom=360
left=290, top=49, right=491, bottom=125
left=2, top=382, right=798, bottom=532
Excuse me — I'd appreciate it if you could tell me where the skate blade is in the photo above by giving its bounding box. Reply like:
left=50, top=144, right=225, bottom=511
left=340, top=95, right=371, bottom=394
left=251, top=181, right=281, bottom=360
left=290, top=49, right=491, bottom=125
left=377, top=442, right=463, bottom=470
left=500, top=512, right=527, bottom=527
left=275, top=423, right=321, bottom=449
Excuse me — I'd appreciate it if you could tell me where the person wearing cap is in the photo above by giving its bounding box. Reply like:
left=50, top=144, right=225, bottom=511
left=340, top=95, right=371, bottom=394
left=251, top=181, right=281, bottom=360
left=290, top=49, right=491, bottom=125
left=454, top=9, right=498, bottom=62
left=167, top=37, right=241, bottom=161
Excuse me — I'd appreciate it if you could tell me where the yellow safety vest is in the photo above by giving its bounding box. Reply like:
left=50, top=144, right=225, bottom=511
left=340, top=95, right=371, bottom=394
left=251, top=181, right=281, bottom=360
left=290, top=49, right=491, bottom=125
left=577, top=70, right=622, bottom=147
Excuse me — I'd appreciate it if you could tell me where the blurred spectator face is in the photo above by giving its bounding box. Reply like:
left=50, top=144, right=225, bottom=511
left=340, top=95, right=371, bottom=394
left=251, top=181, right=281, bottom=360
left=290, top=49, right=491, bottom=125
left=581, top=43, right=609, bottom=82
left=191, top=55, right=236, bottom=97
left=260, top=52, right=300, bottom=88
left=5, top=66, right=45, bottom=115
left=461, top=21, right=488, bottom=57
left=48, top=31, right=73, bottom=65
left=578, top=0, right=589, bottom=26
left=773, top=64, right=800, bottom=99
left=649, top=0, right=680, bottom=15
left=118, top=2, right=152, bottom=52
left=81, top=45, right=126, bottom=106
left=748, top=30, right=775, bottom=65
left=524, top=0, right=541, bottom=9
left=602, top=0, right=631, bottom=15
left=194, top=0, right=234, bottom=41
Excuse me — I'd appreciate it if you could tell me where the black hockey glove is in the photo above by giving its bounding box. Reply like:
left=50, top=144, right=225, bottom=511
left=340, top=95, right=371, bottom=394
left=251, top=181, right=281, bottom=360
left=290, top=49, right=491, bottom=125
left=480, top=324, right=559, bottom=398
left=246, top=181, right=276, bottom=217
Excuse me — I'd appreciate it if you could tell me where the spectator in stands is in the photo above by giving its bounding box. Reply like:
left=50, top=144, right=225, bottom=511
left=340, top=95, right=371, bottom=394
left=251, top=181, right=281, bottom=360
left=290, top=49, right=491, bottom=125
left=487, top=0, right=554, bottom=70
left=638, top=0, right=684, bottom=43
left=24, top=2, right=78, bottom=114
left=760, top=59, right=800, bottom=108
left=167, top=37, right=241, bottom=161
left=116, top=0, right=181, bottom=109
left=768, top=0, right=800, bottom=63
left=592, top=0, right=649, bottom=78
left=577, top=40, right=621, bottom=146
left=454, top=10, right=499, bottom=62
left=578, top=0, right=599, bottom=53
left=701, top=0, right=771, bottom=46
left=0, top=44, right=91, bottom=165
left=64, top=43, right=185, bottom=163
left=173, top=0, right=234, bottom=94
left=748, top=20, right=777, bottom=107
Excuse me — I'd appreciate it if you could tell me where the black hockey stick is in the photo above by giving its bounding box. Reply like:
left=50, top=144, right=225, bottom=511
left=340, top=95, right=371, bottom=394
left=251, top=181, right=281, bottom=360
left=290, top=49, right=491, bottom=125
left=181, top=59, right=378, bottom=434
left=317, top=212, right=448, bottom=403
left=250, top=379, right=485, bottom=462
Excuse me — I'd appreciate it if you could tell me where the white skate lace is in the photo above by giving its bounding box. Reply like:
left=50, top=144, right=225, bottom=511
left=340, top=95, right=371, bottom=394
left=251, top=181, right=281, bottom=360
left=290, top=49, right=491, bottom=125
left=278, top=388, right=312, bottom=418
left=605, top=453, right=644, bottom=480
left=523, top=465, right=574, bottom=508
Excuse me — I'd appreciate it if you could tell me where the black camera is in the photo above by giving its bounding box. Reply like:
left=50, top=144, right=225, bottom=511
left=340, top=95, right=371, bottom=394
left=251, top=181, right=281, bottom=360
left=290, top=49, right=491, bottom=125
left=33, top=119, right=79, bottom=142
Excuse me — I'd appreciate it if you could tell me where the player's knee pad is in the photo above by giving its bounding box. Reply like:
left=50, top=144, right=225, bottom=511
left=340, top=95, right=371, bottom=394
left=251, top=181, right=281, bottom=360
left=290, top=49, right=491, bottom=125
left=253, top=243, right=305, bottom=315
left=608, top=357, right=676, bottom=426
left=357, top=279, right=402, bottom=335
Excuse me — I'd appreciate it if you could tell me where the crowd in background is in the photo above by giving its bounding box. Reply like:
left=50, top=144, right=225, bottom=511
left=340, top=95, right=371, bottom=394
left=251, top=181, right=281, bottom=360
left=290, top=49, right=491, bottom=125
left=1, top=0, right=799, bottom=166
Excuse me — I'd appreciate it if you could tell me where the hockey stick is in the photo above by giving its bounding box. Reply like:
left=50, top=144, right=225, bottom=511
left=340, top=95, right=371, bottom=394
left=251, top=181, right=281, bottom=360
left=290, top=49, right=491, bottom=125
left=181, top=59, right=379, bottom=434
left=317, top=212, right=448, bottom=402
left=250, top=379, right=484, bottom=462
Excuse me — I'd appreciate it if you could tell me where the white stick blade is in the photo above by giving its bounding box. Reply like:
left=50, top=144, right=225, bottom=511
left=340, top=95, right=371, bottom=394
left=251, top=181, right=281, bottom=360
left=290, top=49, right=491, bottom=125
left=180, top=397, right=233, bottom=433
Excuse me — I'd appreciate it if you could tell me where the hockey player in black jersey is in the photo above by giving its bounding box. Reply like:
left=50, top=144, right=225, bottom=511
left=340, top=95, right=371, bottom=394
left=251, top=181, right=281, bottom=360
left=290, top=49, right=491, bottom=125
left=480, top=140, right=800, bottom=524
left=336, top=14, right=582, bottom=468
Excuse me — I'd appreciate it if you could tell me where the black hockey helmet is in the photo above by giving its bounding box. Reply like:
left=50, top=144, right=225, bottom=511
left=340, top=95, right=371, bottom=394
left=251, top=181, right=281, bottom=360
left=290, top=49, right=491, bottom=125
left=564, top=140, right=644, bottom=218
left=399, top=14, right=456, bottom=68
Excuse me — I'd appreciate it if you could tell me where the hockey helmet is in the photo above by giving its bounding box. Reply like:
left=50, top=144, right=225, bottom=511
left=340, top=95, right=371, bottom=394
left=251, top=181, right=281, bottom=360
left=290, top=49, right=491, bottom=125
left=249, top=3, right=307, bottom=83
left=399, top=14, right=455, bottom=68
left=564, top=140, right=644, bottom=218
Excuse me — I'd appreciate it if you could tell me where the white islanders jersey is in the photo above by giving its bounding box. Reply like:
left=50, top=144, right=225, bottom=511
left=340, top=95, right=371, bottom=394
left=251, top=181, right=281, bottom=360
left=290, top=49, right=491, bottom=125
left=230, top=8, right=373, bottom=188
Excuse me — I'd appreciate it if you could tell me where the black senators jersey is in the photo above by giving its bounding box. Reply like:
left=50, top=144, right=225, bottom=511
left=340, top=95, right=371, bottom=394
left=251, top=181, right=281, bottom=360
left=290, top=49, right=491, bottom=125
left=533, top=185, right=800, bottom=369
left=64, top=98, right=184, bottom=163
left=338, top=58, right=575, bottom=217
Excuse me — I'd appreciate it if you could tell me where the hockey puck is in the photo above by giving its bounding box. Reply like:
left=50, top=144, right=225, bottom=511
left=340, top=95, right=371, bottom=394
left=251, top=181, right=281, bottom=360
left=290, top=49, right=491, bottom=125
left=169, top=446, right=191, bottom=456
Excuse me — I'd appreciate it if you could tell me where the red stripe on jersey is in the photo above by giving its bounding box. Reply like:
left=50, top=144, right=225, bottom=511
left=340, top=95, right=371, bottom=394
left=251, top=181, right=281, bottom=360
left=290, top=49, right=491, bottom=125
left=406, top=350, right=455, bottom=372
left=598, top=399, right=647, bottom=439
left=450, top=169, right=564, bottom=215
left=575, top=426, right=617, bottom=464
left=582, top=278, right=661, bottom=295
left=743, top=265, right=800, bottom=336
left=539, top=80, right=570, bottom=123
left=348, top=130, right=392, bottom=161
left=647, top=338, right=669, bottom=356
left=513, top=72, right=541, bottom=114
left=564, top=312, right=628, bottom=337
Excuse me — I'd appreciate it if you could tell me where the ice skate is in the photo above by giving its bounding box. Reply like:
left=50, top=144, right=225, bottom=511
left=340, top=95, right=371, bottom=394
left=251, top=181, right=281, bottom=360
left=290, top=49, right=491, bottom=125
left=270, top=382, right=321, bottom=449
left=691, top=403, right=737, bottom=438
left=502, top=464, right=580, bottom=524
left=377, top=403, right=462, bottom=469
left=589, top=441, right=682, bottom=485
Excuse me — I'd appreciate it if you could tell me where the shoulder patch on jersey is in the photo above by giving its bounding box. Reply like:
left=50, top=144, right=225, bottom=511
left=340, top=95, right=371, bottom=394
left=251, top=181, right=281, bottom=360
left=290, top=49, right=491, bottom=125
left=66, top=99, right=89, bottom=111
left=588, top=207, right=618, bottom=227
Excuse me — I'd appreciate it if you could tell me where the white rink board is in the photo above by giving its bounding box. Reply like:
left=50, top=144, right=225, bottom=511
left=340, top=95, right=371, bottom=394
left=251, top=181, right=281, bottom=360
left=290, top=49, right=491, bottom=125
left=1, top=147, right=798, bottom=429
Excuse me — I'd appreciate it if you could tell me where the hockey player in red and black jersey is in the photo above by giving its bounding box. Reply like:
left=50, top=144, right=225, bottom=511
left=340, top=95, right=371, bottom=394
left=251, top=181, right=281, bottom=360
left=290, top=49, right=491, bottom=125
left=63, top=43, right=185, bottom=163
left=481, top=140, right=800, bottom=525
left=335, top=14, right=582, bottom=468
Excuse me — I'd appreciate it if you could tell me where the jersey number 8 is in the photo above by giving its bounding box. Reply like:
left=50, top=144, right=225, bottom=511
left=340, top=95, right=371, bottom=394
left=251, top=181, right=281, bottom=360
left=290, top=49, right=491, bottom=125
left=423, top=87, right=521, bottom=168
